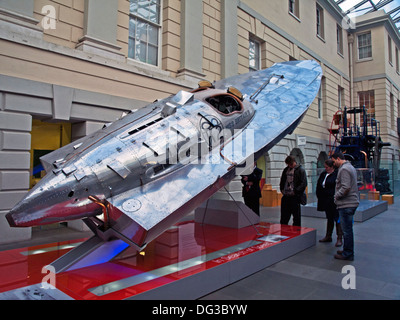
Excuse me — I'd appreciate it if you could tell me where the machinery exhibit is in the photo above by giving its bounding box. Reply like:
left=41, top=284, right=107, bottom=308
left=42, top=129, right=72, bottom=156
left=6, top=60, right=323, bottom=273
left=328, top=105, right=392, bottom=194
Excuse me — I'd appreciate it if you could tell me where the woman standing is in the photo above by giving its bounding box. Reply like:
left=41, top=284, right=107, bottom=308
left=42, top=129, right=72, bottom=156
left=317, top=159, right=343, bottom=246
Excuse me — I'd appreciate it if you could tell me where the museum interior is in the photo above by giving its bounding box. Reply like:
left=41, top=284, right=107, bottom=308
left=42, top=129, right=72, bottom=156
left=0, top=0, right=400, bottom=301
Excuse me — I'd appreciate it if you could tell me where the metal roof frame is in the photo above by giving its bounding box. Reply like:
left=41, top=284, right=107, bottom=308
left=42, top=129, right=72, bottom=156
left=335, top=0, right=400, bottom=30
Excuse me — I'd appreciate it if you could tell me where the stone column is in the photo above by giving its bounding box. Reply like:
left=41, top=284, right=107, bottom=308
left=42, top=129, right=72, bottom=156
left=0, top=0, right=42, bottom=38
left=0, top=111, right=32, bottom=243
left=221, top=0, right=239, bottom=78
left=177, top=0, right=205, bottom=82
left=76, top=0, right=124, bottom=61
left=0, top=0, right=34, bottom=17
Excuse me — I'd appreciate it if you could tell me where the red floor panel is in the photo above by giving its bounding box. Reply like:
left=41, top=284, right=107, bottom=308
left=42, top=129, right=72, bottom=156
left=0, top=221, right=314, bottom=300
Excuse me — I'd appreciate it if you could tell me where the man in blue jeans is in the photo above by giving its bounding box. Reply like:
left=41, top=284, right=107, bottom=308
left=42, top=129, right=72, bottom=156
left=331, top=152, right=360, bottom=261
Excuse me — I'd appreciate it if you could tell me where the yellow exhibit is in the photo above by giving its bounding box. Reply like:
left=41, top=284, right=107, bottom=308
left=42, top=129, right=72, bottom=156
left=30, top=120, right=71, bottom=188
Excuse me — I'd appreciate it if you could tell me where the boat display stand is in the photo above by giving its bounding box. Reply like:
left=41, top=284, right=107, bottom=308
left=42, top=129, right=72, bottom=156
left=0, top=220, right=315, bottom=300
left=302, top=199, right=388, bottom=222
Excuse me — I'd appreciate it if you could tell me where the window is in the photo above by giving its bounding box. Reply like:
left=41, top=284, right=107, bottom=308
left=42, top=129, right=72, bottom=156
left=249, top=37, right=260, bottom=72
left=388, top=36, right=393, bottom=64
left=337, top=24, right=343, bottom=55
left=316, top=4, right=324, bottom=39
left=128, top=0, right=161, bottom=66
left=317, top=79, right=324, bottom=120
left=338, top=86, right=344, bottom=109
left=396, top=47, right=399, bottom=73
left=397, top=100, right=400, bottom=128
left=358, top=32, right=372, bottom=60
left=289, top=0, right=300, bottom=19
left=358, top=90, right=375, bottom=122
left=390, top=94, right=395, bottom=128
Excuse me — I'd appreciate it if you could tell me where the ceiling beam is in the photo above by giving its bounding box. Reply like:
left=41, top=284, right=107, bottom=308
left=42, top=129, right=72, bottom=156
left=345, top=0, right=370, bottom=14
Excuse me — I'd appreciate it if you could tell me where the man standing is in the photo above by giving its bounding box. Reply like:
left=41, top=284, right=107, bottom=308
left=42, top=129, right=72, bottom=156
left=331, top=152, right=360, bottom=261
left=241, top=166, right=263, bottom=216
left=279, top=155, right=307, bottom=226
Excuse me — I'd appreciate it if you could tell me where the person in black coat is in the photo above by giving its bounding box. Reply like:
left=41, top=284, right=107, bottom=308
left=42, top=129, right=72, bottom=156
left=241, top=167, right=263, bottom=216
left=279, top=156, right=307, bottom=226
left=316, top=159, right=343, bottom=246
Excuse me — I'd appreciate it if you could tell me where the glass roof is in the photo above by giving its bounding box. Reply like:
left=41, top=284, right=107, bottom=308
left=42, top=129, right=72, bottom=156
left=335, top=0, right=400, bottom=29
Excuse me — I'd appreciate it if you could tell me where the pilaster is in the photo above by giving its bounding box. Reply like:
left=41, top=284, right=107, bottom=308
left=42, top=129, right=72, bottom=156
left=177, top=0, right=205, bottom=82
left=0, top=0, right=42, bottom=39
left=0, top=110, right=32, bottom=244
left=221, top=0, right=239, bottom=78
left=76, top=0, right=124, bottom=61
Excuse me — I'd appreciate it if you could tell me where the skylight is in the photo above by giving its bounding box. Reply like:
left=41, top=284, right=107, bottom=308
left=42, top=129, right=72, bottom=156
left=334, top=0, right=400, bottom=29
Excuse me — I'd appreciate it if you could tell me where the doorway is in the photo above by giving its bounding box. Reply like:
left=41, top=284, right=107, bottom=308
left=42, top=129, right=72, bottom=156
left=30, top=119, right=71, bottom=230
left=30, top=119, right=71, bottom=188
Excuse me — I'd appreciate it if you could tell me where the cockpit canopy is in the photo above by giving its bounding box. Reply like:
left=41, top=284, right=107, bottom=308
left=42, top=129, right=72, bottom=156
left=206, top=94, right=242, bottom=114
left=193, top=80, right=244, bottom=115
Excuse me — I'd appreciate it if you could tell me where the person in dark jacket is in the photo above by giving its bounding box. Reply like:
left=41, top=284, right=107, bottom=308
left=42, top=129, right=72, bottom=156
left=316, top=159, right=343, bottom=246
left=332, top=152, right=360, bottom=261
left=279, top=155, right=307, bottom=226
left=241, top=167, right=263, bottom=216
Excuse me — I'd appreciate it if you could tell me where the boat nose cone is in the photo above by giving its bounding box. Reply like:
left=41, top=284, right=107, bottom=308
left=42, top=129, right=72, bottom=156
left=5, top=201, right=33, bottom=227
left=5, top=210, right=17, bottom=227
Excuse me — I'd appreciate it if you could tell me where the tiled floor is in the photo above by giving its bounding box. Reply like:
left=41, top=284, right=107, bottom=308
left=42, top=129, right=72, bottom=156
left=201, top=196, right=400, bottom=300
